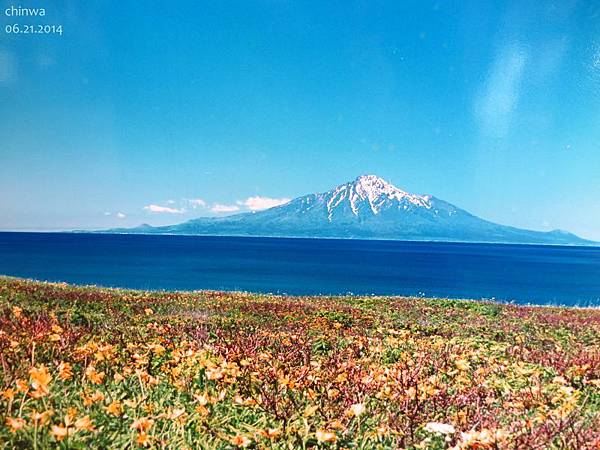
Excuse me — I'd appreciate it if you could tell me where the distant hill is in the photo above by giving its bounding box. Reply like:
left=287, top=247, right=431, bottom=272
left=100, top=175, right=594, bottom=245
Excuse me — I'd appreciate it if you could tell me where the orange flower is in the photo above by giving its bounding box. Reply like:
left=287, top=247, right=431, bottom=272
left=29, top=365, right=52, bottom=398
left=106, top=400, right=123, bottom=416
left=57, top=362, right=73, bottom=381
left=136, top=431, right=151, bottom=446
left=195, top=405, right=209, bottom=416
left=85, top=366, right=105, bottom=384
left=51, top=424, right=69, bottom=441
left=15, top=379, right=28, bottom=393
left=6, top=417, right=26, bottom=433
left=30, top=366, right=52, bottom=390
left=2, top=388, right=16, bottom=401
left=329, top=420, right=345, bottom=431
left=194, top=392, right=210, bottom=406
left=75, top=415, right=95, bottom=432
left=82, top=390, right=105, bottom=406
left=114, top=372, right=125, bottom=383
left=131, top=417, right=154, bottom=432
left=31, top=410, right=53, bottom=426
left=259, top=428, right=282, bottom=440
left=230, top=435, right=252, bottom=447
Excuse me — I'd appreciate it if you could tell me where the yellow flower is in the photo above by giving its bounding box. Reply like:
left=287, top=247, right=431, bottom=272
left=144, top=308, right=154, bottom=315
left=455, top=359, right=470, bottom=371
left=49, top=325, right=63, bottom=342
left=6, top=417, right=26, bottom=433
left=12, top=306, right=22, bottom=318
left=303, top=404, right=318, bottom=418
left=316, top=429, right=337, bottom=443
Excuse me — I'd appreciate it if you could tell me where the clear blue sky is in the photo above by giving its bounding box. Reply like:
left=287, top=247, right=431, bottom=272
left=1, top=0, right=600, bottom=239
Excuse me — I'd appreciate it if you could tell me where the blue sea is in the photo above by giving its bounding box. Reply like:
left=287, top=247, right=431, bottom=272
left=0, top=232, right=599, bottom=306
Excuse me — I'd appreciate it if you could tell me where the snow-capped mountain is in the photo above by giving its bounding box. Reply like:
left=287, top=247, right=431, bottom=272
left=292, top=174, right=453, bottom=222
left=103, top=175, right=592, bottom=245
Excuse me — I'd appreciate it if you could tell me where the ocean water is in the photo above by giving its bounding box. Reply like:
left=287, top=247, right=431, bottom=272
left=0, top=232, right=599, bottom=306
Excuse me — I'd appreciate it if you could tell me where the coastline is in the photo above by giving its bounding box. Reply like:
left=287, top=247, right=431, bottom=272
left=1, top=274, right=599, bottom=310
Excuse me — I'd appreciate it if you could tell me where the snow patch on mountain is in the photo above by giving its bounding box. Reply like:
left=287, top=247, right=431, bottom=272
left=322, top=175, right=432, bottom=221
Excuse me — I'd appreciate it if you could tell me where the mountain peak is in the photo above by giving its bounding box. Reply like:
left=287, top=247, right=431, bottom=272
left=351, top=174, right=407, bottom=196
left=353, top=174, right=388, bottom=184
left=323, top=175, right=432, bottom=219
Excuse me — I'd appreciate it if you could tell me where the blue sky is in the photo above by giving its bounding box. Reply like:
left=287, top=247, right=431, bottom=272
left=1, top=0, right=600, bottom=240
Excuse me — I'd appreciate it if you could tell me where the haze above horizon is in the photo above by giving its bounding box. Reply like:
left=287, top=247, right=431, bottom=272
left=2, top=0, right=600, bottom=240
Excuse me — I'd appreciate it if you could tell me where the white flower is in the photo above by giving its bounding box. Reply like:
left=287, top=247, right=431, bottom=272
left=425, top=422, right=456, bottom=435
left=347, top=403, right=365, bottom=417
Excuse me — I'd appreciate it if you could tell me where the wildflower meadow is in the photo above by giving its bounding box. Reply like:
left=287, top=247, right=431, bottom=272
left=0, top=277, right=599, bottom=449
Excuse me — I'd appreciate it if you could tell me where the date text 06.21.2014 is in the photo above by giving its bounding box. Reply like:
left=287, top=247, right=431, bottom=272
left=5, top=23, right=63, bottom=35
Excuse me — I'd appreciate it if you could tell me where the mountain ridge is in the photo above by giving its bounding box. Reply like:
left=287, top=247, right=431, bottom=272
left=99, top=175, right=594, bottom=246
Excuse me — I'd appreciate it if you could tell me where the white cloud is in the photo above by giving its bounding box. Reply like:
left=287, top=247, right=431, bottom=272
left=143, top=204, right=185, bottom=214
left=238, top=196, right=290, bottom=211
left=188, top=198, right=207, bottom=208
left=474, top=44, right=527, bottom=138
left=166, top=199, right=175, bottom=205
left=211, top=203, right=240, bottom=213
left=116, top=212, right=126, bottom=219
